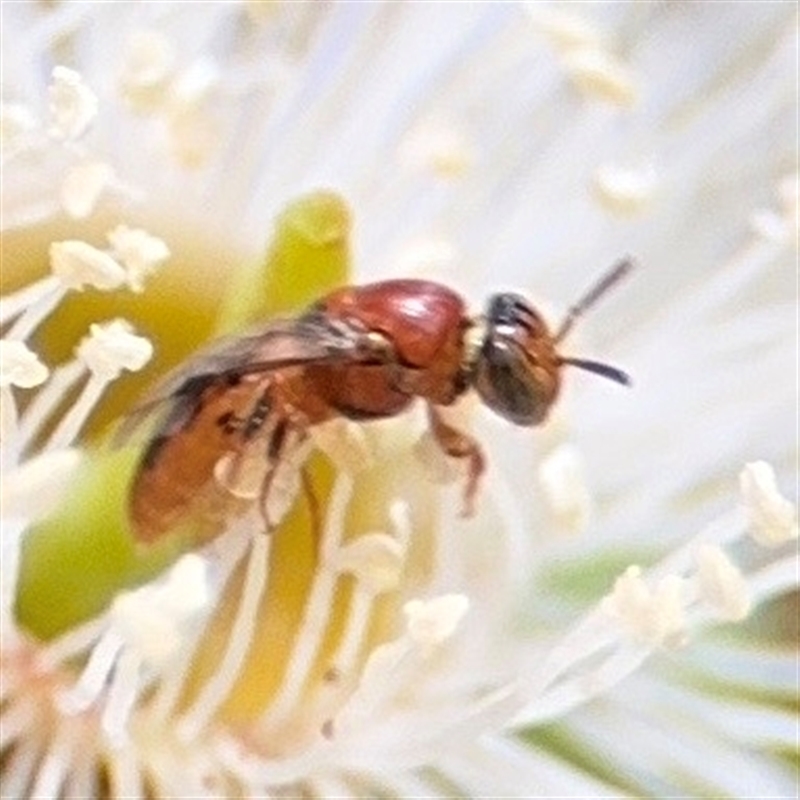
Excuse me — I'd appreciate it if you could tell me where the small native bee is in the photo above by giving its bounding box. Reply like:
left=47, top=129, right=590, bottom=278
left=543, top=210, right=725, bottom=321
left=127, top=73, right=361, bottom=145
left=123, top=259, right=633, bottom=543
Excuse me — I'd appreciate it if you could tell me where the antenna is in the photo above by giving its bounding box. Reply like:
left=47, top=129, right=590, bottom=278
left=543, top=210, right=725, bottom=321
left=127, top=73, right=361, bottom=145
left=554, top=257, right=634, bottom=344
left=559, top=357, right=630, bottom=386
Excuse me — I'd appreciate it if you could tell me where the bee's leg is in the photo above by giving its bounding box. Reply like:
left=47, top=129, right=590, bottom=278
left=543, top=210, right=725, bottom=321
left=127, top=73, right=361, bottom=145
left=300, top=465, right=323, bottom=552
left=256, top=417, right=315, bottom=538
left=426, top=404, right=485, bottom=517
left=216, top=383, right=274, bottom=500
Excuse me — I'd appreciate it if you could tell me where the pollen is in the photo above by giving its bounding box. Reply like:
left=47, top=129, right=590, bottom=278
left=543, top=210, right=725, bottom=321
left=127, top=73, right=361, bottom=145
left=592, top=162, right=658, bottom=215
left=331, top=533, right=406, bottom=594
left=750, top=173, right=799, bottom=242
left=0, top=340, right=49, bottom=389
left=76, top=319, right=153, bottom=380
left=60, top=161, right=115, bottom=219
left=400, top=120, right=474, bottom=179
left=109, top=554, right=210, bottom=666
left=47, top=66, right=98, bottom=140
left=49, top=240, right=127, bottom=292
left=403, top=594, right=470, bottom=647
left=562, top=48, right=639, bottom=108
left=602, top=565, right=687, bottom=648
left=118, top=30, right=177, bottom=111
left=537, top=443, right=592, bottom=534
left=739, top=461, right=798, bottom=547
left=694, top=545, right=751, bottom=622
left=0, top=102, right=38, bottom=155
left=526, top=6, right=603, bottom=53
left=106, top=225, right=171, bottom=292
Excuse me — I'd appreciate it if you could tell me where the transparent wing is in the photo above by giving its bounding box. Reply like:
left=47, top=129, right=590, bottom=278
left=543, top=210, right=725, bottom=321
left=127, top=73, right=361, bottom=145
left=115, top=313, right=367, bottom=445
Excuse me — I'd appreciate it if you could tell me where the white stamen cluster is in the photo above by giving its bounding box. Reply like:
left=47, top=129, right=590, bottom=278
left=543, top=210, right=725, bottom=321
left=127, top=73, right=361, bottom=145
left=740, top=461, right=799, bottom=547
left=76, top=320, right=153, bottom=381
left=592, top=162, right=659, bottom=216
left=602, top=565, right=687, bottom=647
left=403, top=594, right=470, bottom=647
left=0, top=102, right=38, bottom=156
left=51, top=227, right=170, bottom=295
left=694, top=544, right=751, bottom=622
left=118, top=29, right=221, bottom=167
left=750, top=173, right=799, bottom=243
left=0, top=339, right=49, bottom=389
left=47, top=66, right=99, bottom=141
left=60, top=161, right=116, bottom=219
left=1, top=68, right=121, bottom=221
left=399, top=119, right=475, bottom=179
left=528, top=7, right=638, bottom=107
left=49, top=554, right=211, bottom=746
left=537, top=443, right=592, bottom=534
left=49, top=240, right=128, bottom=291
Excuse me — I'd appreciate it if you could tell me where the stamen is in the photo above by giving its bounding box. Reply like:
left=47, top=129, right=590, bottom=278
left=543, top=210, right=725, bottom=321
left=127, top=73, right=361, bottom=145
left=149, top=525, right=252, bottom=723
left=166, top=99, right=219, bottom=169
left=526, top=7, right=603, bottom=53
left=259, top=476, right=351, bottom=729
left=0, top=696, right=37, bottom=750
left=562, top=47, right=638, bottom=107
left=15, top=361, right=85, bottom=451
left=55, top=553, right=211, bottom=744
left=57, top=631, right=125, bottom=714
left=739, top=461, right=798, bottom=547
left=601, top=565, right=688, bottom=648
left=0, top=102, right=38, bottom=156
left=0, top=276, right=61, bottom=326
left=403, top=594, right=470, bottom=648
left=750, top=173, right=798, bottom=242
left=400, top=119, right=474, bottom=179
left=105, top=744, right=145, bottom=799
left=109, top=553, right=210, bottom=666
left=0, top=341, right=48, bottom=442
left=47, top=67, right=98, bottom=141
left=29, top=723, right=75, bottom=799
left=2, top=740, right=42, bottom=799
left=0, top=448, right=82, bottom=521
left=60, top=161, right=115, bottom=219
left=311, top=419, right=374, bottom=474
left=118, top=30, right=176, bottom=111
left=75, top=319, right=153, bottom=381
left=749, top=553, right=800, bottom=605
left=694, top=545, right=751, bottom=621
left=0, top=340, right=49, bottom=389
left=50, top=240, right=127, bottom=292
left=537, top=443, right=592, bottom=534
left=47, top=320, right=152, bottom=449
left=102, top=649, right=142, bottom=748
left=333, top=534, right=405, bottom=595
left=592, top=162, right=658, bottom=215
left=106, top=225, right=170, bottom=292
left=177, top=533, right=271, bottom=742
left=37, top=616, right=109, bottom=672
left=326, top=501, right=412, bottom=678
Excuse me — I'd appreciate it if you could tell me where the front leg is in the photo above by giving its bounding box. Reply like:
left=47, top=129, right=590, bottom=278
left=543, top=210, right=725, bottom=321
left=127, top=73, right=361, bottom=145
left=426, top=404, right=486, bottom=517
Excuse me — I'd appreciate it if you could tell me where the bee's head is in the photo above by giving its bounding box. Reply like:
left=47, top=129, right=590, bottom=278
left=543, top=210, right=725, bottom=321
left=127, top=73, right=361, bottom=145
left=471, top=259, right=634, bottom=426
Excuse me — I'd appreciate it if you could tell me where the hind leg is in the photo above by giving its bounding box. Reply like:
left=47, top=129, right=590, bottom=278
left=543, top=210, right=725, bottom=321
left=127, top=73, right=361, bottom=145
left=426, top=404, right=486, bottom=517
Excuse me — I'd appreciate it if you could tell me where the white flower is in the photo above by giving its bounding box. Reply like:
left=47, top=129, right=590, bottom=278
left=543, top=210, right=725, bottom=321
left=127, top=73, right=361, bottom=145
left=1, top=4, right=797, bottom=799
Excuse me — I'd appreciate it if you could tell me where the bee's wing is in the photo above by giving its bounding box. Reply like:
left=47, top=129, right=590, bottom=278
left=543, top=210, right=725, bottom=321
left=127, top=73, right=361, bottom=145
left=115, top=313, right=368, bottom=445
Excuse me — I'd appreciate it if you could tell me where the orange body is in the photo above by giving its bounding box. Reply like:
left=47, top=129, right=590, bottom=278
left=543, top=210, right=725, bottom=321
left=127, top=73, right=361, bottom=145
left=127, top=266, right=632, bottom=543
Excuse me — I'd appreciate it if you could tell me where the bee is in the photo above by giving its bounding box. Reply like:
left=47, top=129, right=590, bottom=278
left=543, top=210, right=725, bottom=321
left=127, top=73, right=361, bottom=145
left=123, top=259, right=633, bottom=543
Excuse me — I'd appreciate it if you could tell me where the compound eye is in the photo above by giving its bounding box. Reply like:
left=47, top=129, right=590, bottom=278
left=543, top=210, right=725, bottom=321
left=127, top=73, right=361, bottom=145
left=474, top=337, right=553, bottom=426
